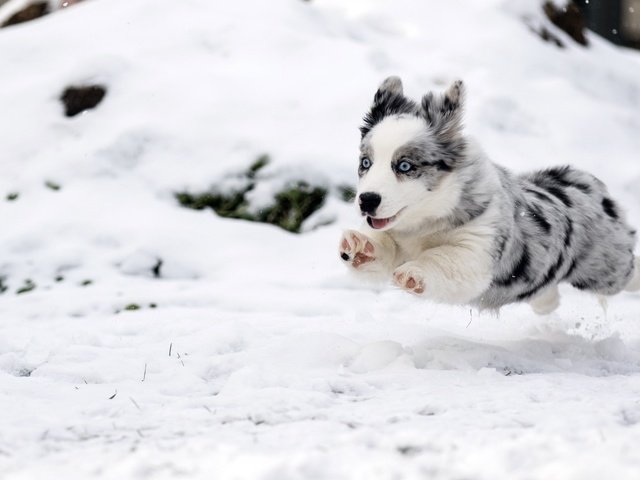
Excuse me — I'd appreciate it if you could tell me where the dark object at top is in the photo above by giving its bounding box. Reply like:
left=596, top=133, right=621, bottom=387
left=1, top=2, right=50, bottom=28
left=60, top=85, right=107, bottom=117
left=576, top=0, right=640, bottom=49
left=543, top=1, right=588, bottom=46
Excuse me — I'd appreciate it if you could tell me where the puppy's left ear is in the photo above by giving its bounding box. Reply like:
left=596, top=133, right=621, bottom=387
left=421, top=80, right=465, bottom=140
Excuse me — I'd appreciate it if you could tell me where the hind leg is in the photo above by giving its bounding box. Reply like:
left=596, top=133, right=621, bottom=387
left=625, top=256, right=640, bottom=292
left=529, top=284, right=560, bottom=315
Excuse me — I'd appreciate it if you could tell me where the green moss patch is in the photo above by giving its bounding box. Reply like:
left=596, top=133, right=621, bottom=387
left=247, top=154, right=270, bottom=178
left=118, top=303, right=158, bottom=314
left=176, top=155, right=329, bottom=233
left=45, top=181, right=61, bottom=191
left=337, top=185, right=356, bottom=203
left=258, top=182, right=326, bottom=233
left=16, top=279, right=36, bottom=295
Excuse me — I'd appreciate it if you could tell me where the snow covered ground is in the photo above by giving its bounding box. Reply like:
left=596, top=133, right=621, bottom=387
left=1, top=0, right=640, bottom=478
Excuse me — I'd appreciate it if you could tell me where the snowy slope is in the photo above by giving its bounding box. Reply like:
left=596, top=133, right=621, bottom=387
left=1, top=0, right=640, bottom=478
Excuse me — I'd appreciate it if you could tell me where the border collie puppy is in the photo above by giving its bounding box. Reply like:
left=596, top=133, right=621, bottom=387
left=339, top=76, right=639, bottom=313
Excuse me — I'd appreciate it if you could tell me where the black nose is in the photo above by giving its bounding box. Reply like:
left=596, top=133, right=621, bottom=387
left=359, top=192, right=381, bottom=215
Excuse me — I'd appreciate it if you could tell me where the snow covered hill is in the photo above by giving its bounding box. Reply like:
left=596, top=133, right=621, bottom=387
left=1, top=0, right=640, bottom=478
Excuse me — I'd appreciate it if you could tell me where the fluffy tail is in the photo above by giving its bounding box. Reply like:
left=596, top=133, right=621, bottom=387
left=625, top=256, right=640, bottom=292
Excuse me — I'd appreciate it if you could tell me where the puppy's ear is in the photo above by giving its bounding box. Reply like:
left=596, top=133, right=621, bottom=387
left=374, top=76, right=404, bottom=99
left=421, top=80, right=465, bottom=140
left=361, top=76, right=416, bottom=138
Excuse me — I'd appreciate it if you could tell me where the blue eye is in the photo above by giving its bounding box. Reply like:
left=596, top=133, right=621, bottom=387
left=398, top=160, right=412, bottom=172
left=360, top=157, right=371, bottom=169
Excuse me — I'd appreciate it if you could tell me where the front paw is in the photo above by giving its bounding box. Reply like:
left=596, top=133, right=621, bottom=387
left=393, top=263, right=426, bottom=295
left=339, top=229, right=376, bottom=269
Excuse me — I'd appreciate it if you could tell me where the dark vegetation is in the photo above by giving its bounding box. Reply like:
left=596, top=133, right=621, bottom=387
left=338, top=185, right=356, bottom=202
left=45, top=180, right=61, bottom=191
left=176, top=155, right=329, bottom=233
left=117, top=303, right=157, bottom=314
left=16, top=279, right=36, bottom=295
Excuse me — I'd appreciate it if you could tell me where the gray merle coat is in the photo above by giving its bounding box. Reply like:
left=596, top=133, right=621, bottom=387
left=339, top=76, right=639, bottom=313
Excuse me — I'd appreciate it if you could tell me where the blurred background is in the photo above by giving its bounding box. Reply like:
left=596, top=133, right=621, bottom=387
left=1, top=1, right=640, bottom=479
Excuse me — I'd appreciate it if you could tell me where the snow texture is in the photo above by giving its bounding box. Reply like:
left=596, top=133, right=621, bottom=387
left=1, top=0, right=640, bottom=478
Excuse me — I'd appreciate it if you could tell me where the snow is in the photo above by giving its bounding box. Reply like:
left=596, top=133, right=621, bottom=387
left=1, top=0, right=640, bottom=478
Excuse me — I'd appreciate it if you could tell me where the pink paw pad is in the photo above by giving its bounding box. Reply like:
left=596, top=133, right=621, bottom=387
left=394, top=271, right=425, bottom=295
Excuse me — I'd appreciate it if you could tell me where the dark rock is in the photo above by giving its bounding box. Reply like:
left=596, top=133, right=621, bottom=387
left=543, top=1, right=588, bottom=46
left=1, top=2, right=50, bottom=28
left=60, top=85, right=107, bottom=117
left=152, top=259, right=163, bottom=278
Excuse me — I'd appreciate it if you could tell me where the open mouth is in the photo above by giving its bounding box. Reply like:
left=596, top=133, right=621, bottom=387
left=366, top=210, right=403, bottom=230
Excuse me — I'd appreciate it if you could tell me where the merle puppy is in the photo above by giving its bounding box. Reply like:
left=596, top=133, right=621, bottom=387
left=339, top=76, right=639, bottom=313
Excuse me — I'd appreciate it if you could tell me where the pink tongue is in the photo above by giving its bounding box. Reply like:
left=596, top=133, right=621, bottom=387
left=371, top=217, right=390, bottom=229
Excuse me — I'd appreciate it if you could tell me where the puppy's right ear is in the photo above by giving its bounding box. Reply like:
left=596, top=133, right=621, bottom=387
left=373, top=76, right=404, bottom=101
left=361, top=76, right=415, bottom=138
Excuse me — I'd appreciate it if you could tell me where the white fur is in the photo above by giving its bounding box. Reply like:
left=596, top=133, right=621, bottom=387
left=529, top=285, right=560, bottom=315
left=369, top=117, right=425, bottom=168
left=341, top=223, right=495, bottom=304
left=342, top=117, right=498, bottom=304
left=342, top=156, right=497, bottom=305
left=357, top=116, right=462, bottom=229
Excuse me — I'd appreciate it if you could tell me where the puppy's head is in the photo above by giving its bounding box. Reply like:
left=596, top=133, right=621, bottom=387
left=356, top=77, right=467, bottom=232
